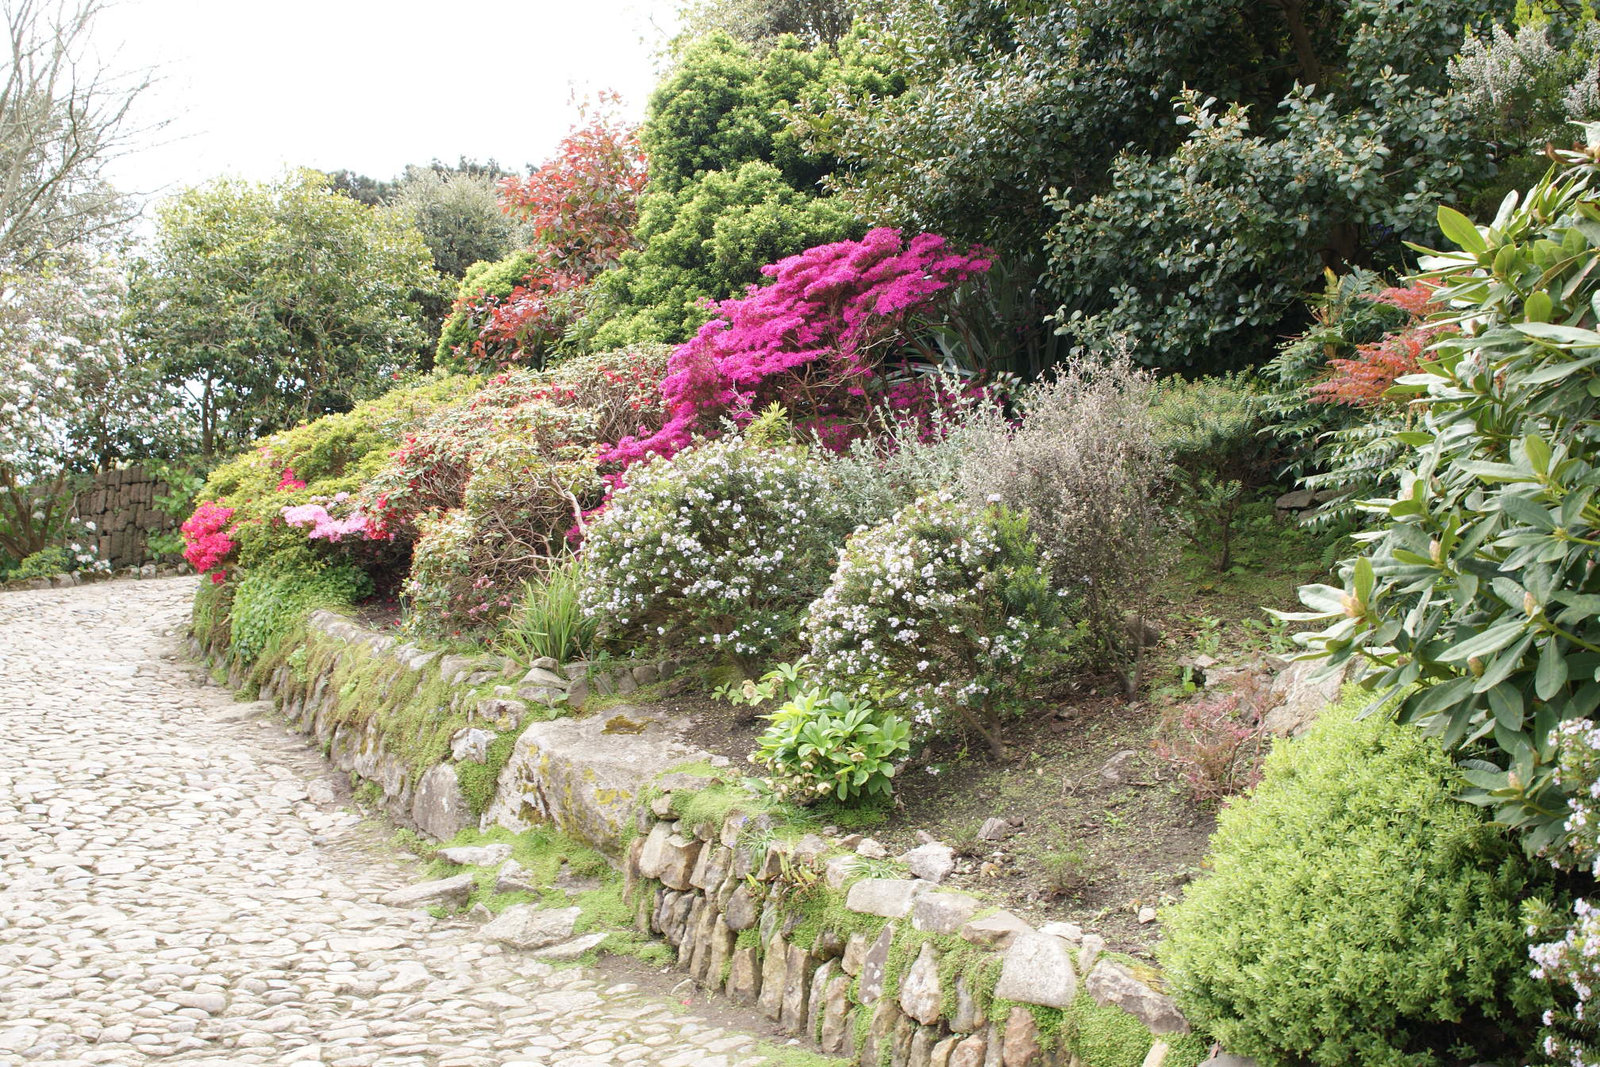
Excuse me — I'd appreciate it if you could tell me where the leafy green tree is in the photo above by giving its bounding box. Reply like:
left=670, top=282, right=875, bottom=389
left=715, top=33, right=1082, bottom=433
left=388, top=167, right=521, bottom=280
left=129, top=170, right=444, bottom=457
left=675, top=0, right=856, bottom=51
left=580, top=160, right=859, bottom=347
left=802, top=0, right=1511, bottom=372
left=579, top=33, right=886, bottom=347
left=643, top=32, right=895, bottom=193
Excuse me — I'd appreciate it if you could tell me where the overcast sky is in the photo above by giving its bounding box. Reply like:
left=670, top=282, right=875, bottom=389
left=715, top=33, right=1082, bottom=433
left=94, top=0, right=678, bottom=202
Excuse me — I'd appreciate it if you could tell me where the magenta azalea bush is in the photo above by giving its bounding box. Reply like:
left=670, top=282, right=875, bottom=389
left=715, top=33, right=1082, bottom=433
left=603, top=228, right=991, bottom=467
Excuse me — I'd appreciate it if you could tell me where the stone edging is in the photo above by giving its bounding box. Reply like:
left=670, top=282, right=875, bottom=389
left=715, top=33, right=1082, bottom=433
left=198, top=605, right=1238, bottom=1067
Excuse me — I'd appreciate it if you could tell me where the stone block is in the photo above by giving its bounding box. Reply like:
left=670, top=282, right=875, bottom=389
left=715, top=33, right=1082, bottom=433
left=726, top=945, right=761, bottom=1005
left=949, top=1034, right=987, bottom=1067
left=757, top=934, right=789, bottom=1019
left=779, top=943, right=816, bottom=1034
left=847, top=878, right=929, bottom=918
left=724, top=884, right=759, bottom=931
left=378, top=874, right=475, bottom=909
left=1084, top=959, right=1190, bottom=1034
left=438, top=843, right=510, bottom=867
left=1000, top=1005, right=1041, bottom=1067
left=913, top=891, right=982, bottom=935
left=482, top=710, right=706, bottom=854
left=899, top=941, right=942, bottom=1025
left=901, top=842, right=955, bottom=883
left=482, top=905, right=580, bottom=950
left=858, top=922, right=896, bottom=1005
left=993, top=933, right=1077, bottom=1009
left=806, top=960, right=834, bottom=1042
left=818, top=971, right=853, bottom=1054
left=411, top=763, right=471, bottom=841
left=960, top=909, right=1032, bottom=948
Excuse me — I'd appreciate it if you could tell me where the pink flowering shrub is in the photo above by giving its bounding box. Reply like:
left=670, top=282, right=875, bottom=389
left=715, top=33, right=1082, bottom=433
left=281, top=495, right=379, bottom=542
left=180, top=502, right=237, bottom=583
left=604, top=229, right=992, bottom=467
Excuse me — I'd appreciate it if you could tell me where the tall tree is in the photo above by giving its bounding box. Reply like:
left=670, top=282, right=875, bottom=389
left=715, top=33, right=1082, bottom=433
left=129, top=170, right=444, bottom=457
left=0, top=0, right=153, bottom=266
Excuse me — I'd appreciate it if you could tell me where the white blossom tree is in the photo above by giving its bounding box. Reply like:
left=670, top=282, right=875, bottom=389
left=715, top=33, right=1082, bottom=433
left=0, top=247, right=187, bottom=562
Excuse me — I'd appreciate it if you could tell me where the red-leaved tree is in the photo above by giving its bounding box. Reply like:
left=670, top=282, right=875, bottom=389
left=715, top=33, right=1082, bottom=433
left=450, top=96, right=648, bottom=366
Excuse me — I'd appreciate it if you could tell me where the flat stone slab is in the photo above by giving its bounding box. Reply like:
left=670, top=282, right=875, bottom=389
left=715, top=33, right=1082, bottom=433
left=378, top=875, right=475, bottom=910
left=845, top=878, right=929, bottom=918
left=483, top=905, right=581, bottom=950
left=482, top=708, right=708, bottom=855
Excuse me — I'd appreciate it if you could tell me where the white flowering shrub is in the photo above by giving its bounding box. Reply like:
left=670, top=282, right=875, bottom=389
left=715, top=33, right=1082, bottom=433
left=580, top=428, right=854, bottom=667
left=0, top=248, right=187, bottom=563
left=1529, top=719, right=1600, bottom=1065
left=804, top=492, right=1066, bottom=759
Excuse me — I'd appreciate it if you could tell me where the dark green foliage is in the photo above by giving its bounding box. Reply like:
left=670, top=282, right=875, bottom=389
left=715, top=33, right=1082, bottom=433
left=643, top=33, right=896, bottom=194
left=1161, top=696, right=1548, bottom=1067
left=1151, top=374, right=1271, bottom=571
left=7, top=545, right=72, bottom=579
left=805, top=0, right=1510, bottom=373
left=580, top=161, right=860, bottom=348
left=579, top=31, right=886, bottom=348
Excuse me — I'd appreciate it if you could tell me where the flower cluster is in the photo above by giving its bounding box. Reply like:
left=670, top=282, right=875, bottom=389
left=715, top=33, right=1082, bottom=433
left=276, top=468, right=306, bottom=491
left=804, top=492, right=1066, bottom=758
left=604, top=228, right=991, bottom=468
left=180, top=502, right=237, bottom=583
left=580, top=429, right=854, bottom=665
left=281, top=495, right=377, bottom=542
left=1530, top=718, right=1600, bottom=1062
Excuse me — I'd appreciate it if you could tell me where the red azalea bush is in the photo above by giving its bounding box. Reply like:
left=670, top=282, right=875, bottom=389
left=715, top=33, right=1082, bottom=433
left=180, top=501, right=236, bottom=583
left=603, top=228, right=993, bottom=467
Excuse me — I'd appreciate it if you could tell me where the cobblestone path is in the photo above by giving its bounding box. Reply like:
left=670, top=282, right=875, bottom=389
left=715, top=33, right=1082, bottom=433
left=0, top=578, right=770, bottom=1067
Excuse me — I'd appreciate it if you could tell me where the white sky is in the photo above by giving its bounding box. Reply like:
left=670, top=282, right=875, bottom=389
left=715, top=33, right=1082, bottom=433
left=93, top=0, right=679, bottom=203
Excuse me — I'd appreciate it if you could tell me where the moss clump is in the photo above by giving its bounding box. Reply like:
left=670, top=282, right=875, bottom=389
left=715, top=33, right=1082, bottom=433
left=456, top=718, right=535, bottom=818
left=1062, top=996, right=1153, bottom=1067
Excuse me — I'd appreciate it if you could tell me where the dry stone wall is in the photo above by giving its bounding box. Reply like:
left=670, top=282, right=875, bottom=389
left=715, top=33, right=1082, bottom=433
left=78, top=464, right=178, bottom=568
left=203, top=607, right=1223, bottom=1067
left=622, top=798, right=1210, bottom=1067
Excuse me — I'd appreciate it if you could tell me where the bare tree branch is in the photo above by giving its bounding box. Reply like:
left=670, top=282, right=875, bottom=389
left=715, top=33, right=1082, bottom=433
left=0, top=0, right=155, bottom=267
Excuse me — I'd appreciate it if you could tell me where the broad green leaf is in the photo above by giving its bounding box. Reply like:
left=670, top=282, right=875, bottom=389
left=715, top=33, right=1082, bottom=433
left=1536, top=638, right=1570, bottom=700
left=1438, top=205, right=1487, bottom=254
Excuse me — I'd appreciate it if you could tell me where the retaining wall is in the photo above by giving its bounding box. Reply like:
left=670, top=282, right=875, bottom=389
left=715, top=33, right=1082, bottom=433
left=203, top=608, right=1214, bottom=1067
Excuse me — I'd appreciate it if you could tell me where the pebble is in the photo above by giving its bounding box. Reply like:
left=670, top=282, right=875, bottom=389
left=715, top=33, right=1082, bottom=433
left=0, top=579, right=771, bottom=1066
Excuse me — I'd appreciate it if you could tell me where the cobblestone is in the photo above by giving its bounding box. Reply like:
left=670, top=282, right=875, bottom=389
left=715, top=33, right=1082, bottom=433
left=0, top=578, right=771, bottom=1066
